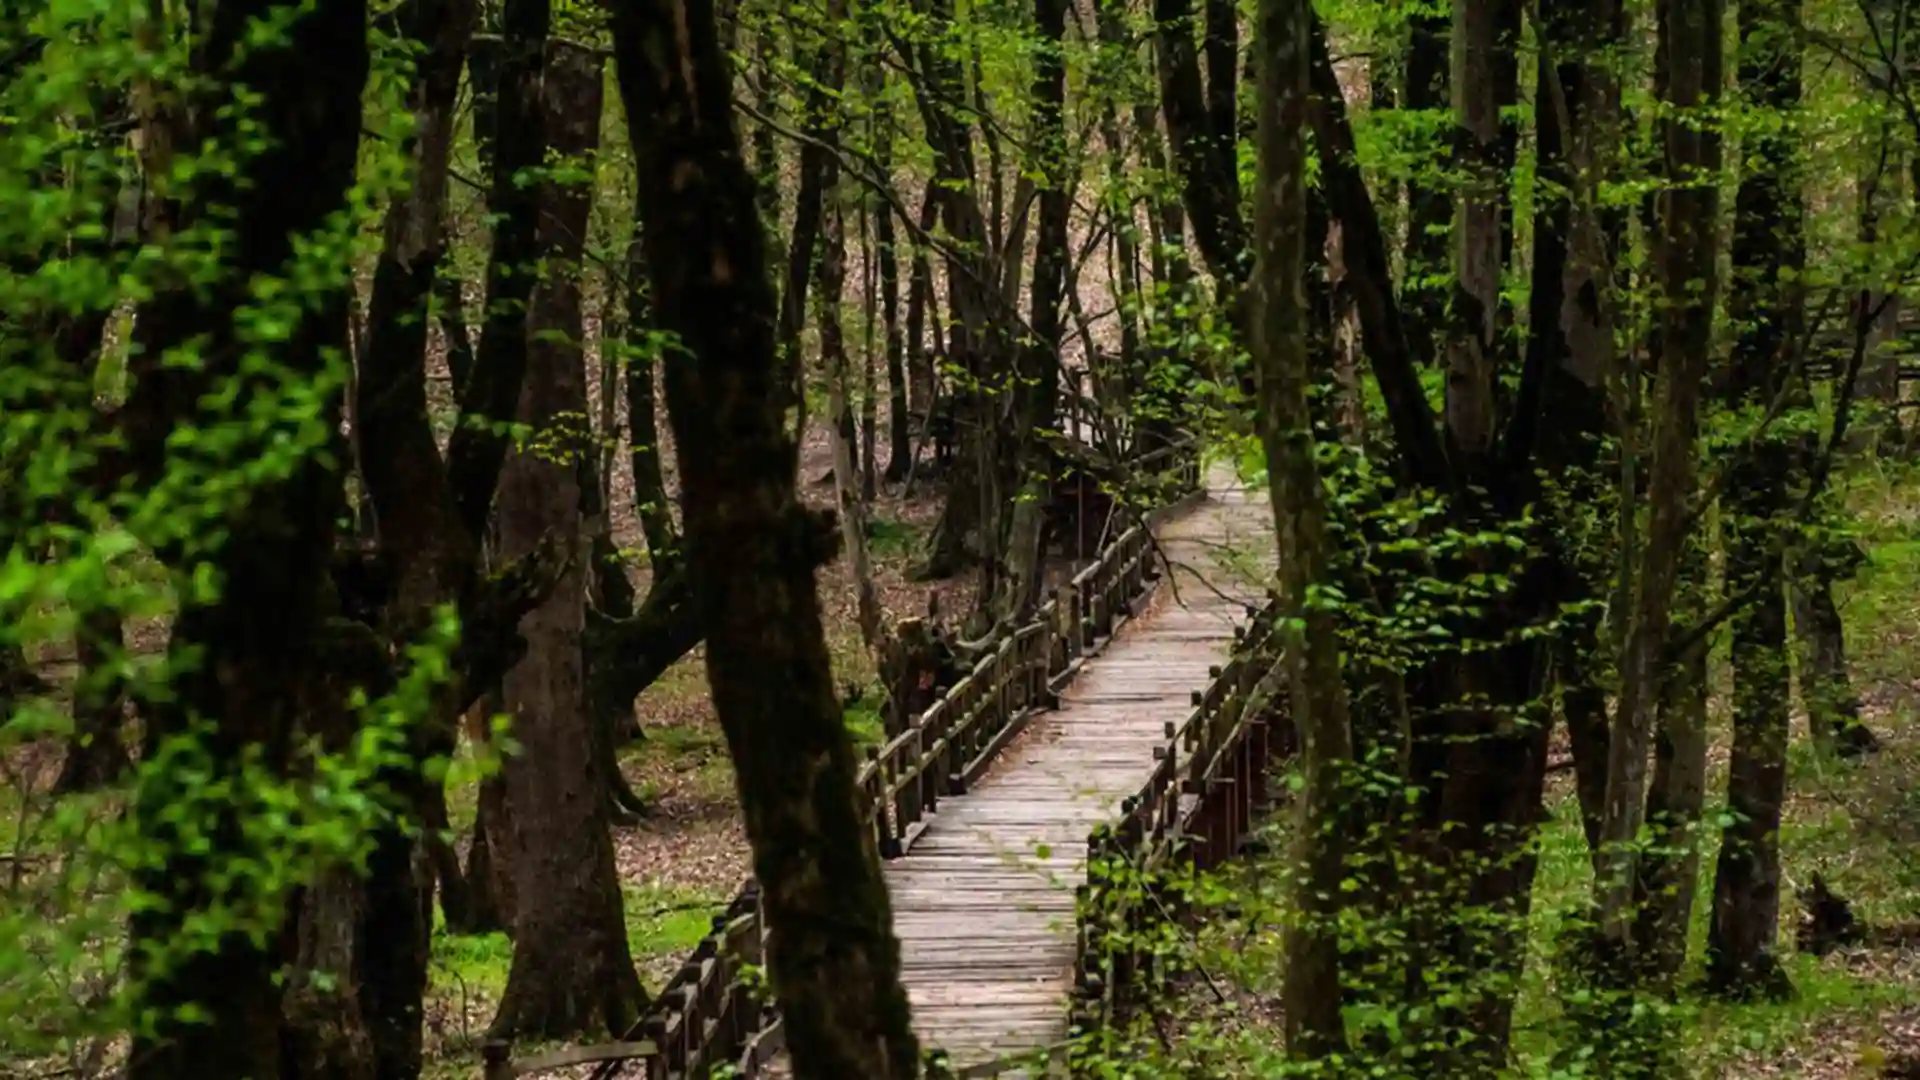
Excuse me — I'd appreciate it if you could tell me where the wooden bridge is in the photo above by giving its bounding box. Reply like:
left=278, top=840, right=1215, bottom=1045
left=486, top=454, right=1289, bottom=1080
left=878, top=471, right=1273, bottom=1068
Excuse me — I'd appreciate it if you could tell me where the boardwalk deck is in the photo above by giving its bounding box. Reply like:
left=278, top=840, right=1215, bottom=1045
left=886, top=470, right=1273, bottom=1068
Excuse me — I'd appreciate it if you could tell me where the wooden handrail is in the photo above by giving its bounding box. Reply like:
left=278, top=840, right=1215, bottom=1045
left=481, top=436, right=1207, bottom=1080
left=1067, top=590, right=1285, bottom=1039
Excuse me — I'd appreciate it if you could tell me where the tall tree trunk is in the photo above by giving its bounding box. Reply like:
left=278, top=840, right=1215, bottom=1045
left=992, top=0, right=1071, bottom=620
left=609, top=0, right=922, bottom=1074
left=910, top=0, right=1017, bottom=598
left=444, top=0, right=552, bottom=543
left=1855, top=2, right=1906, bottom=443
left=776, top=0, right=850, bottom=429
left=904, top=192, right=938, bottom=469
left=822, top=191, right=887, bottom=650
left=1529, top=0, right=1623, bottom=871
left=1155, top=0, right=1249, bottom=314
left=357, top=0, right=483, bottom=1006
left=121, top=0, right=369, bottom=1074
left=486, top=40, right=645, bottom=1040
left=751, top=27, right=787, bottom=278
left=1594, top=0, right=1721, bottom=965
left=879, top=179, right=912, bottom=482
left=1705, top=0, right=1803, bottom=1001
left=860, top=203, right=880, bottom=503
left=1254, top=0, right=1353, bottom=1060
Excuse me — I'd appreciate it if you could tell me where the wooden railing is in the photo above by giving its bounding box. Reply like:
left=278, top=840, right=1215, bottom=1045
left=1068, top=591, right=1287, bottom=1039
left=854, top=441, right=1196, bottom=863
left=928, top=591, right=1288, bottom=1078
left=482, top=437, right=1204, bottom=1080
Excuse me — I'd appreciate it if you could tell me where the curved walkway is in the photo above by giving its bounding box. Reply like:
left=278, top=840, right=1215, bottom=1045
left=888, top=470, right=1272, bottom=1066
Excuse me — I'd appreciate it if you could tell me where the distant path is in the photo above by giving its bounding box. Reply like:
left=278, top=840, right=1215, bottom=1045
left=886, top=467, right=1272, bottom=1067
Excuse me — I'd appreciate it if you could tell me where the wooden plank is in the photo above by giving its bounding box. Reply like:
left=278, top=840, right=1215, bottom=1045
left=878, top=472, right=1273, bottom=1063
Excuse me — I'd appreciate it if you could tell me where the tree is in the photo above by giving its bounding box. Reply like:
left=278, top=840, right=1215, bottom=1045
left=1592, top=0, right=1722, bottom=976
left=1250, top=0, right=1353, bottom=1060
left=114, top=0, right=371, bottom=1075
left=1702, top=0, right=1805, bottom=1002
left=608, top=0, right=922, bottom=1074
left=487, top=38, right=646, bottom=1040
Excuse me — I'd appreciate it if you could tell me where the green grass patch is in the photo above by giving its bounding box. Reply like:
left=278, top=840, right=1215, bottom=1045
left=625, top=881, right=731, bottom=962
left=426, top=882, right=731, bottom=1010
left=844, top=691, right=886, bottom=748
left=867, top=515, right=921, bottom=559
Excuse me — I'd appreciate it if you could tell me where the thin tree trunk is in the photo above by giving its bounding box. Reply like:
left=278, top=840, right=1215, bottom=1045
left=904, top=192, right=938, bottom=472
left=879, top=182, right=911, bottom=482
left=994, top=0, right=1071, bottom=621
left=356, top=9, right=483, bottom=1044
left=909, top=0, right=1017, bottom=596
left=1633, top=542, right=1709, bottom=986
left=1594, top=0, right=1721, bottom=961
left=860, top=194, right=879, bottom=503
left=776, top=0, right=849, bottom=429
left=822, top=191, right=887, bottom=650
left=1154, top=0, right=1249, bottom=304
left=1403, top=0, right=1448, bottom=365
left=752, top=28, right=786, bottom=279
left=443, top=0, right=553, bottom=543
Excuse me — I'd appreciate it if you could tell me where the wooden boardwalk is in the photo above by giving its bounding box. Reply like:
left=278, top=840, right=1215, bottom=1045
left=890, top=470, right=1272, bottom=1067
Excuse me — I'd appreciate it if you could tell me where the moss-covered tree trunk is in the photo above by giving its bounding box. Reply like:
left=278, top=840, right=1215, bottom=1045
left=1596, top=0, right=1721, bottom=960
left=1704, top=0, right=1803, bottom=1000
left=1253, top=0, right=1354, bottom=1060
left=609, top=0, right=922, bottom=1074
left=121, top=0, right=369, bottom=1074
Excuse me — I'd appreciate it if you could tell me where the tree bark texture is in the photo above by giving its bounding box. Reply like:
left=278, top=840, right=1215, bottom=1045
left=609, top=0, right=922, bottom=1074
left=1595, top=0, right=1721, bottom=956
left=1254, top=0, right=1354, bottom=1060
left=487, top=40, right=645, bottom=1041
left=1705, top=0, right=1804, bottom=1000
left=1446, top=0, right=1519, bottom=464
left=121, top=0, right=369, bottom=1074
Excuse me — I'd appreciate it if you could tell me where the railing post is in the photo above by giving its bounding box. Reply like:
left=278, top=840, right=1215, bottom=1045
left=644, top=1013, right=670, bottom=1079
left=869, top=746, right=901, bottom=859
left=481, top=1040, right=514, bottom=1080
left=1066, top=582, right=1084, bottom=660
left=897, top=725, right=921, bottom=843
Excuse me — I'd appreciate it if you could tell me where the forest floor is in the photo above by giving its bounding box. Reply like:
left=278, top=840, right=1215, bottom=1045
left=1137, top=456, right=1920, bottom=1078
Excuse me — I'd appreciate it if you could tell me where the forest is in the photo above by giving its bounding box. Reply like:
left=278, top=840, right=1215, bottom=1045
left=1, top=0, right=1917, bottom=1075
